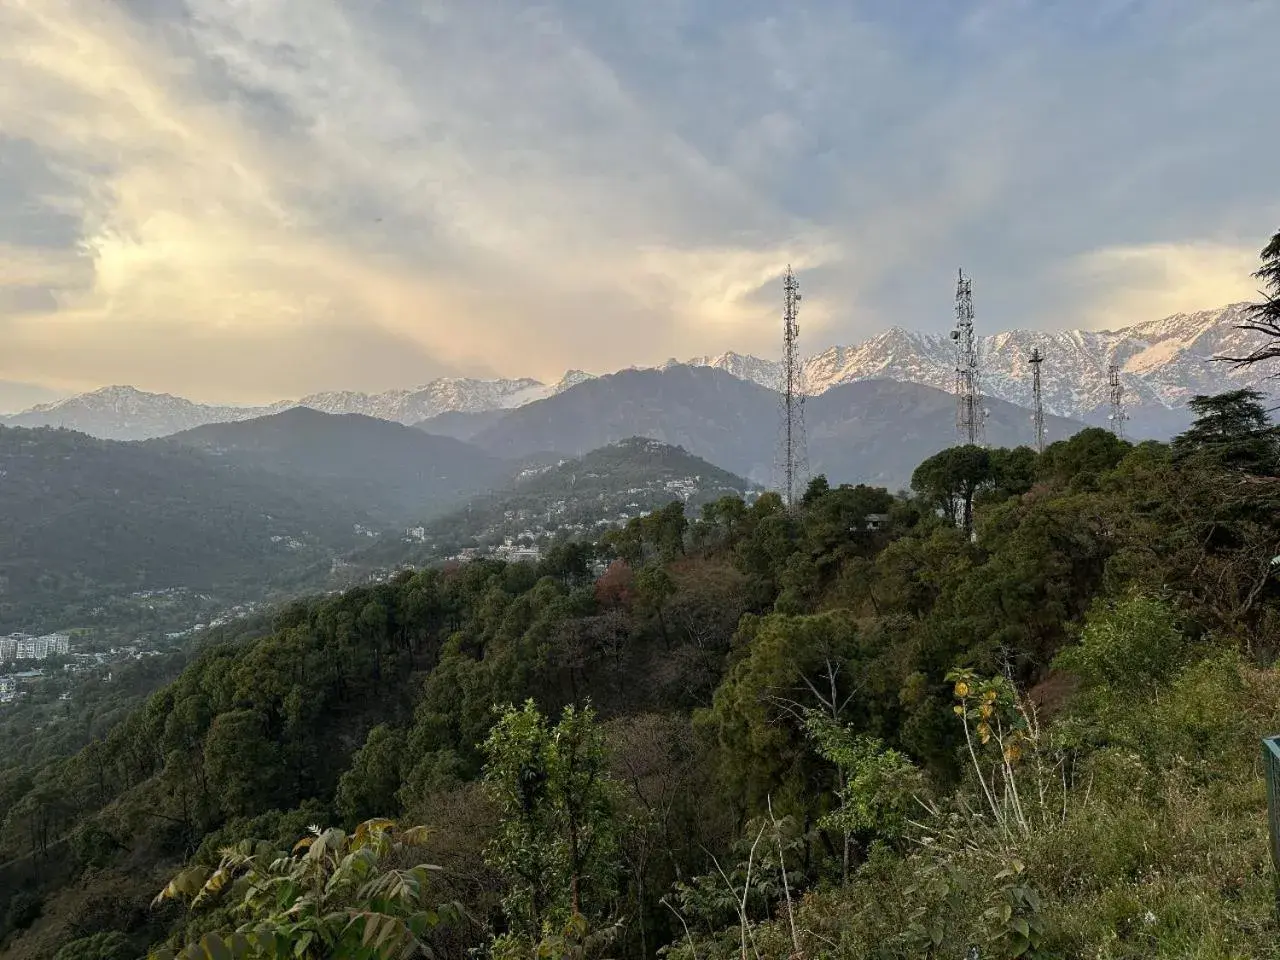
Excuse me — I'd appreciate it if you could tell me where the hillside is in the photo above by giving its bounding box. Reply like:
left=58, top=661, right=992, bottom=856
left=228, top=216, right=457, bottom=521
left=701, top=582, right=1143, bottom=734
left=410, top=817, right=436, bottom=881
left=4, top=397, right=1280, bottom=959
left=358, top=437, right=755, bottom=564
left=471, top=366, right=779, bottom=478
left=0, top=426, right=368, bottom=631
left=470, top=367, right=1085, bottom=489
left=806, top=379, right=1083, bottom=489
left=161, top=408, right=507, bottom=523
left=412, top=409, right=510, bottom=441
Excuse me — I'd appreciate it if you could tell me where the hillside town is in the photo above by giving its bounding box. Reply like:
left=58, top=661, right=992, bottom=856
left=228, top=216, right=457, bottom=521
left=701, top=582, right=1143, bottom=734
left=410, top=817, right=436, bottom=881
left=0, top=631, right=71, bottom=663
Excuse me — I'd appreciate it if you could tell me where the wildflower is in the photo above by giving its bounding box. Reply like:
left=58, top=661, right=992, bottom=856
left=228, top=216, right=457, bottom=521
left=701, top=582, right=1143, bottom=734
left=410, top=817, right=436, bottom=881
left=954, top=681, right=971, bottom=698
left=977, top=722, right=992, bottom=744
left=1003, top=743, right=1021, bottom=762
left=979, top=703, right=994, bottom=719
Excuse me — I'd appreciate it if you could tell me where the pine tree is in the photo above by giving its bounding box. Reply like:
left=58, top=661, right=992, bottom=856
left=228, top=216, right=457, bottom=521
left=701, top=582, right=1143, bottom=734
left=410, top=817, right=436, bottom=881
left=1222, top=228, right=1280, bottom=370
left=1172, top=389, right=1280, bottom=475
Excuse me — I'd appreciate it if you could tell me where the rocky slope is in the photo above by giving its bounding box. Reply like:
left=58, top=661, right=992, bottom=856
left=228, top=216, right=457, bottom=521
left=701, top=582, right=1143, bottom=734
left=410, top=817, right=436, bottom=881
left=679, top=303, right=1277, bottom=435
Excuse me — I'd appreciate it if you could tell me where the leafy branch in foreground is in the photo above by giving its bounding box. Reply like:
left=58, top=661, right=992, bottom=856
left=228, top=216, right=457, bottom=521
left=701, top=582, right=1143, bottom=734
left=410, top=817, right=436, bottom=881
left=150, top=818, right=460, bottom=959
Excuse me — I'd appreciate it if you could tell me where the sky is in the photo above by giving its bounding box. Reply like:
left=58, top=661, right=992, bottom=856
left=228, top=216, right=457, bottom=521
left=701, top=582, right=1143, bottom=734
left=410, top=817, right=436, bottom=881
left=0, top=0, right=1277, bottom=404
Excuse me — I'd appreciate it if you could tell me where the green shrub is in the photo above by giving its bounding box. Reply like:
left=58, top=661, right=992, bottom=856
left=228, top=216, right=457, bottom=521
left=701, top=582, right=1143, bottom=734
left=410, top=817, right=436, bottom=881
left=53, top=931, right=134, bottom=960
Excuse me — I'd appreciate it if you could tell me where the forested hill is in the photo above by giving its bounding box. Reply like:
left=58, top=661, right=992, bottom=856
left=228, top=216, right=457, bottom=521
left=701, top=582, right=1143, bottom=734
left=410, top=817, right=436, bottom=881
left=356, top=437, right=757, bottom=566
left=3, top=392, right=1280, bottom=959
left=161, top=407, right=508, bottom=524
left=0, top=426, right=370, bottom=632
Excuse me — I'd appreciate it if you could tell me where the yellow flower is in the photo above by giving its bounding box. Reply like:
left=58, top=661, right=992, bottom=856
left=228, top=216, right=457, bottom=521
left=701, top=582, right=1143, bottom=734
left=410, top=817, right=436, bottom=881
left=954, top=681, right=971, bottom=698
left=953, top=705, right=965, bottom=716
left=977, top=722, right=992, bottom=744
left=982, top=690, right=997, bottom=703
left=980, top=703, right=994, bottom=719
left=1004, top=743, right=1022, bottom=762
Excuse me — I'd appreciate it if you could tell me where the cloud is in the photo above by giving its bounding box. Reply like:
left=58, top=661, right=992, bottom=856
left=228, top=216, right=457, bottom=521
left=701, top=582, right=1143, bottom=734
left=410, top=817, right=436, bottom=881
left=1063, top=242, right=1262, bottom=330
left=0, top=0, right=1275, bottom=401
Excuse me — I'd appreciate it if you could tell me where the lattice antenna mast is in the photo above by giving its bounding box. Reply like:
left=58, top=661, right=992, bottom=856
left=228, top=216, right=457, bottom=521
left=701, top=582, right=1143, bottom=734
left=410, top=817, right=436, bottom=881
left=951, top=269, right=986, bottom=445
left=1028, top=347, right=1046, bottom=453
left=1107, top=363, right=1128, bottom=439
left=776, top=265, right=809, bottom=508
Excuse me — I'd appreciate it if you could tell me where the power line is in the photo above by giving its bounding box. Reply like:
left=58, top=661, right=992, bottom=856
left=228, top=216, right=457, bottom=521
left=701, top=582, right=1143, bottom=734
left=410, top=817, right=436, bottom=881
left=775, top=265, right=809, bottom=508
left=1028, top=347, right=1046, bottom=453
left=951, top=268, right=986, bottom=446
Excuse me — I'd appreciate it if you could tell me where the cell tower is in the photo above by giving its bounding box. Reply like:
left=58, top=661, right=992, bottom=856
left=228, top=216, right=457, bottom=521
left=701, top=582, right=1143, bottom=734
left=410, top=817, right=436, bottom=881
left=776, top=265, right=809, bottom=508
left=1107, top=363, right=1128, bottom=438
left=950, top=268, right=986, bottom=445
left=1028, top=347, right=1046, bottom=453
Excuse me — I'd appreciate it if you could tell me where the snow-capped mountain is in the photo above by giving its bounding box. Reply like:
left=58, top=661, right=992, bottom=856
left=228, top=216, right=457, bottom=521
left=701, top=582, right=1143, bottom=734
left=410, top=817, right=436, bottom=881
left=677, top=303, right=1277, bottom=434
left=2, top=303, right=1274, bottom=442
left=287, top=378, right=543, bottom=423
left=0, top=372, right=601, bottom=441
left=0, top=386, right=271, bottom=440
left=290, top=372, right=595, bottom=423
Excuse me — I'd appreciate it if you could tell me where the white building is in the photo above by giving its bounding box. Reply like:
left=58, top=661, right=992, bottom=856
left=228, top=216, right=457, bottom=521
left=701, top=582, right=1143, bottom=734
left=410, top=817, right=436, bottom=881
left=0, top=635, right=21, bottom=662
left=4, top=632, right=70, bottom=661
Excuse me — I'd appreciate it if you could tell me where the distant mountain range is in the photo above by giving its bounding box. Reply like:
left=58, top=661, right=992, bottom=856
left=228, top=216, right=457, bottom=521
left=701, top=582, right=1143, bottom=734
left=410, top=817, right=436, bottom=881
left=680, top=302, right=1276, bottom=437
left=0, top=368, right=1081, bottom=631
left=0, top=372, right=595, bottom=442
left=467, top=367, right=1082, bottom=489
left=3, top=303, right=1274, bottom=441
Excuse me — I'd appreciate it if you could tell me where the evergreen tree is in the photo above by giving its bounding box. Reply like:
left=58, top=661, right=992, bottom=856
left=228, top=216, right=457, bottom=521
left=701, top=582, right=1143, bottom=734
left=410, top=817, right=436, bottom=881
left=1172, top=389, right=1280, bottom=475
left=1223, top=228, right=1280, bottom=370
left=911, top=445, right=992, bottom=536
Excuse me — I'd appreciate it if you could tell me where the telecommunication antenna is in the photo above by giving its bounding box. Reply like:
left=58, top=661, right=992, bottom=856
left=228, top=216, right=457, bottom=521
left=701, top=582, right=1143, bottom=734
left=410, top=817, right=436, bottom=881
left=775, top=265, right=809, bottom=508
left=1107, top=363, right=1128, bottom=438
left=950, top=269, right=986, bottom=445
left=1028, top=347, right=1046, bottom=453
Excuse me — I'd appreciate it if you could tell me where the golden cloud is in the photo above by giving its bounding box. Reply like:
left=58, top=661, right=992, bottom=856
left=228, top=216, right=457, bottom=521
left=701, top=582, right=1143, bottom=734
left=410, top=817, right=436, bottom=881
left=1065, top=241, right=1260, bottom=330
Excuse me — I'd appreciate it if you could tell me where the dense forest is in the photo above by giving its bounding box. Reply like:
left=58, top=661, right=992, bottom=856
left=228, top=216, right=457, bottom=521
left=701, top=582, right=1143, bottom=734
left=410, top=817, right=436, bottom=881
left=2, top=380, right=1280, bottom=958
left=0, top=426, right=370, bottom=632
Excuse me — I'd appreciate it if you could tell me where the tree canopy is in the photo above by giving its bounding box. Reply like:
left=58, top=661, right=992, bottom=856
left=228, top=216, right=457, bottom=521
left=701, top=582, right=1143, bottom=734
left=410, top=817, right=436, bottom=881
left=5, top=390, right=1280, bottom=959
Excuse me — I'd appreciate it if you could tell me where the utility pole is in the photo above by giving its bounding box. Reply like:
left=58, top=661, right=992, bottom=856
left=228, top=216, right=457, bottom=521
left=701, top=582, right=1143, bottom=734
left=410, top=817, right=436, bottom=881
left=776, top=265, right=809, bottom=508
left=1107, top=363, right=1128, bottom=439
left=1028, top=347, right=1046, bottom=453
left=951, top=269, right=986, bottom=446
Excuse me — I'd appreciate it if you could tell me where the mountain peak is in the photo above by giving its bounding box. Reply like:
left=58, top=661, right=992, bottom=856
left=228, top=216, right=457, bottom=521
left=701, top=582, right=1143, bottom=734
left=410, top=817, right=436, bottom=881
left=28, top=384, right=165, bottom=412
left=7, top=302, right=1274, bottom=442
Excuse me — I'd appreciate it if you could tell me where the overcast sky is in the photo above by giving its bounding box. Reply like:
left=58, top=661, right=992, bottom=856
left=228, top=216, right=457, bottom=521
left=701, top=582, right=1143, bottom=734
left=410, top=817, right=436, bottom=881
left=1, top=0, right=1277, bottom=403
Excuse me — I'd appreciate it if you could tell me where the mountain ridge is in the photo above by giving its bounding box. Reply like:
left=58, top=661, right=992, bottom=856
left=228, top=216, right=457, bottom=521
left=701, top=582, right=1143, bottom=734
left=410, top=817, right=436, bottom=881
left=4, top=303, right=1274, bottom=440
left=160, top=407, right=509, bottom=524
left=469, top=366, right=1084, bottom=490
